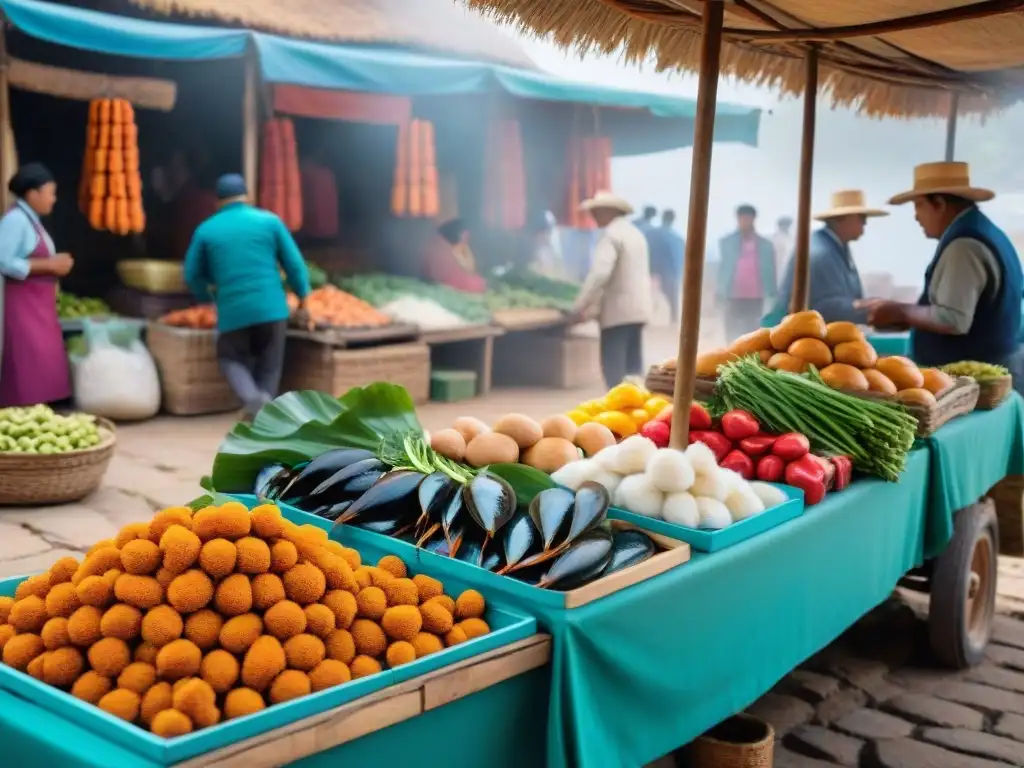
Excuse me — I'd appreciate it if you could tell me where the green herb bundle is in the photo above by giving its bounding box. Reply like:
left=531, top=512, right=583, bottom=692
left=715, top=357, right=918, bottom=481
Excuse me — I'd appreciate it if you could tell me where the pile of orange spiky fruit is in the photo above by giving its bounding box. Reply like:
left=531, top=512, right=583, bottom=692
left=0, top=502, right=491, bottom=738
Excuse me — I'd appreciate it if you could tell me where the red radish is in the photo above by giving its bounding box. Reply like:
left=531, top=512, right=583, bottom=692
left=721, top=450, right=755, bottom=480
left=656, top=405, right=673, bottom=423
left=809, top=455, right=836, bottom=491
left=688, top=402, right=713, bottom=430
left=829, top=456, right=853, bottom=491
left=784, top=455, right=827, bottom=505
left=689, top=430, right=732, bottom=462
left=738, top=435, right=776, bottom=457
left=640, top=420, right=670, bottom=448
left=756, top=454, right=785, bottom=482
left=773, top=433, right=810, bottom=461
left=720, top=410, right=760, bottom=441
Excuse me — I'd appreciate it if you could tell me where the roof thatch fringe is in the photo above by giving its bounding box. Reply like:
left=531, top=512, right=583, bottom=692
left=463, top=0, right=1021, bottom=118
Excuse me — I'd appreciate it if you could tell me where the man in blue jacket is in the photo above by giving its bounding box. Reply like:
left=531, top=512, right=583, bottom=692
left=184, top=174, right=311, bottom=418
left=864, top=162, right=1023, bottom=381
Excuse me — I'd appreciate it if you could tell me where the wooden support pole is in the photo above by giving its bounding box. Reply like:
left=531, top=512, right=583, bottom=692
left=790, top=47, right=819, bottom=313
left=242, top=47, right=258, bottom=196
left=669, top=1, right=725, bottom=450
left=0, top=25, right=10, bottom=213
left=945, top=92, right=959, bottom=161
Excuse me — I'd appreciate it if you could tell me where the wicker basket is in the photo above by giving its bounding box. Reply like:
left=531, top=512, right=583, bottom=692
left=146, top=323, right=240, bottom=416
left=0, top=418, right=116, bottom=505
left=988, top=474, right=1024, bottom=556
left=840, top=376, right=979, bottom=437
left=116, top=260, right=188, bottom=295
left=281, top=339, right=430, bottom=403
left=685, top=714, right=774, bottom=768
left=976, top=375, right=1013, bottom=410
left=645, top=365, right=716, bottom=401
left=493, top=332, right=601, bottom=389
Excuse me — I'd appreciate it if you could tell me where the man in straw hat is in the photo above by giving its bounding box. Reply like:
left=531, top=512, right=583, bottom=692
left=862, top=162, right=1023, bottom=375
left=763, top=190, right=888, bottom=326
left=570, top=191, right=652, bottom=387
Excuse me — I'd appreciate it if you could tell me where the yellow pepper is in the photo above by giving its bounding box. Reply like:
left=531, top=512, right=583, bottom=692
left=644, top=396, right=671, bottom=417
left=566, top=409, right=592, bottom=426
left=630, top=408, right=651, bottom=428
left=604, top=383, right=647, bottom=411
left=594, top=410, right=637, bottom=438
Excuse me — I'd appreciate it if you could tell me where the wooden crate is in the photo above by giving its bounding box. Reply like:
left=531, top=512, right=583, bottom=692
left=492, top=330, right=601, bottom=389
left=989, top=475, right=1024, bottom=556
left=282, top=339, right=430, bottom=403
left=146, top=323, right=240, bottom=416
left=423, top=325, right=504, bottom=397
left=181, top=635, right=551, bottom=768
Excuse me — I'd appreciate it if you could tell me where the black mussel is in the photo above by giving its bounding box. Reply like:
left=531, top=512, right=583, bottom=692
left=528, top=487, right=575, bottom=551
left=313, top=499, right=354, bottom=521
left=537, top=528, right=614, bottom=590
left=501, top=509, right=542, bottom=572
left=359, top=517, right=415, bottom=538
left=280, top=448, right=375, bottom=501
left=254, top=463, right=291, bottom=500
left=481, top=547, right=505, bottom=573
left=335, top=470, right=424, bottom=528
left=415, top=472, right=458, bottom=534
left=454, top=527, right=484, bottom=566
left=601, top=530, right=656, bottom=576
left=463, top=474, right=516, bottom=538
left=341, top=468, right=385, bottom=498
left=439, top=491, right=465, bottom=542
left=567, top=482, right=611, bottom=543
left=421, top=536, right=451, bottom=557
left=302, top=458, right=386, bottom=506
left=446, top=520, right=467, bottom=558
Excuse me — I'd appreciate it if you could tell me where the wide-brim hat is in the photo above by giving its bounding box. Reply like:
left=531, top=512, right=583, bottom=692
left=814, top=189, right=889, bottom=221
left=580, top=191, right=634, bottom=215
left=889, top=161, right=994, bottom=205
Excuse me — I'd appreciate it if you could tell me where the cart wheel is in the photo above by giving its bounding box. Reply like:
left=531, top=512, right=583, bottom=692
left=928, top=500, right=998, bottom=669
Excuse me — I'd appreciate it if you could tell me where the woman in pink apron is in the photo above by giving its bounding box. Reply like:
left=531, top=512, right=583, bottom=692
left=0, top=162, right=74, bottom=406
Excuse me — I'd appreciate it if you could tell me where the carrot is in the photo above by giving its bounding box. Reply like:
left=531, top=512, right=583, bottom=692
left=116, top=199, right=130, bottom=235
left=89, top=174, right=106, bottom=199
left=109, top=173, right=126, bottom=199
left=122, top=123, right=138, bottom=150
left=408, top=120, right=422, bottom=217
left=108, top=150, right=124, bottom=174
left=97, top=124, right=111, bottom=151
left=391, top=122, right=409, bottom=215
left=129, top=200, right=145, bottom=233
left=88, top=198, right=104, bottom=230
left=104, top=197, right=117, bottom=231
left=98, top=99, right=112, bottom=125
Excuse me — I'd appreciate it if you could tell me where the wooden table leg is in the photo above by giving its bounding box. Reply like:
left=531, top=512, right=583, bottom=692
left=479, top=337, right=494, bottom=396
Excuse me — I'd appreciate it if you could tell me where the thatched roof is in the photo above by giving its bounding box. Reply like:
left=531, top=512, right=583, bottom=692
left=126, top=0, right=538, bottom=70
left=461, top=0, right=1024, bottom=117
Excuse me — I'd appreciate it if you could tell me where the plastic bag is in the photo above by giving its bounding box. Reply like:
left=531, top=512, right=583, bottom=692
left=69, top=318, right=160, bottom=421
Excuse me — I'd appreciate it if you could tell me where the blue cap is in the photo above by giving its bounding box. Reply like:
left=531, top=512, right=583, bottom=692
left=215, top=173, right=248, bottom=200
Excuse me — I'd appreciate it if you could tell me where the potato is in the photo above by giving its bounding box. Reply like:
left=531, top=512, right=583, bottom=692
left=729, top=328, right=773, bottom=357
left=819, top=363, right=869, bottom=392
left=758, top=349, right=774, bottom=364
left=825, top=321, right=864, bottom=347
left=895, top=387, right=938, bottom=407
left=787, top=338, right=833, bottom=369
left=522, top=438, right=580, bottom=473
left=875, top=356, right=924, bottom=391
left=464, top=432, right=519, bottom=467
left=430, top=429, right=466, bottom=462
left=452, top=417, right=489, bottom=444
left=493, top=414, right=544, bottom=449
left=862, top=368, right=898, bottom=395
left=768, top=310, right=827, bottom=351
left=766, top=353, right=808, bottom=374
left=540, top=415, right=577, bottom=442
left=575, top=422, right=617, bottom=457
left=833, top=340, right=878, bottom=369
left=921, top=368, right=955, bottom=396
left=695, top=348, right=737, bottom=377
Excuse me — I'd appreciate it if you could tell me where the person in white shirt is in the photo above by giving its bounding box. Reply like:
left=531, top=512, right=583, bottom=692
left=568, top=192, right=652, bottom=387
left=772, top=216, right=793, bottom=279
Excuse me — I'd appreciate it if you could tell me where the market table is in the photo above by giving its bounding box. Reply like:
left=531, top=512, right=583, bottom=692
left=422, top=325, right=505, bottom=397
left=918, top=394, right=1024, bottom=559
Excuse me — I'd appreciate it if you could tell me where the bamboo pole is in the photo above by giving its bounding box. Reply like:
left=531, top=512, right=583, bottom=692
left=669, top=0, right=725, bottom=450
left=945, top=92, right=959, bottom=161
left=0, top=25, right=10, bottom=213
left=789, top=47, right=819, bottom=313
left=242, top=46, right=258, bottom=196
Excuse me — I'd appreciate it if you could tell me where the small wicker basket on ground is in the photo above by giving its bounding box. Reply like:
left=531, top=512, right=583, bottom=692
left=281, top=339, right=430, bottom=403
left=146, top=323, right=240, bottom=416
left=975, top=375, right=1013, bottom=410
left=645, top=365, right=716, bottom=401
left=684, top=713, right=774, bottom=768
left=0, top=417, right=116, bottom=505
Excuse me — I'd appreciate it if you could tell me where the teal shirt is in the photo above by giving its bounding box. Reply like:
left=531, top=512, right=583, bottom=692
left=183, top=202, right=310, bottom=334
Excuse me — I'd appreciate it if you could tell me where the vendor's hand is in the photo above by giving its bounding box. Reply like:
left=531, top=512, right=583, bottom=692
left=853, top=297, right=886, bottom=311
left=50, top=254, right=74, bottom=277
left=865, top=300, right=907, bottom=328
left=564, top=310, right=585, bottom=326
left=294, top=306, right=315, bottom=332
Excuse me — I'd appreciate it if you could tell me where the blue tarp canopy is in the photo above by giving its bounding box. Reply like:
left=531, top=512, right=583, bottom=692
left=0, top=0, right=760, bottom=149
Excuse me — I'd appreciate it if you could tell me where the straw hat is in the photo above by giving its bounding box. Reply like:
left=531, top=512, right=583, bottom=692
left=813, top=190, right=889, bottom=221
left=889, top=161, right=994, bottom=205
left=580, top=191, right=634, bottom=215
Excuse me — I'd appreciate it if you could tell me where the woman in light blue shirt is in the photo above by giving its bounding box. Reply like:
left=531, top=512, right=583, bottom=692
left=0, top=163, right=74, bottom=406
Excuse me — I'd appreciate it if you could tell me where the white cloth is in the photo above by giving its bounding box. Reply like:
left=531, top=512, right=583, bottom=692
left=572, top=215, right=652, bottom=328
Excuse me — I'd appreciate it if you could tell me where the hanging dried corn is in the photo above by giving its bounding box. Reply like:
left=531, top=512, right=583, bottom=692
left=482, top=119, right=526, bottom=230
left=560, top=134, right=613, bottom=230
left=258, top=117, right=302, bottom=232
left=80, top=98, right=145, bottom=235
left=390, top=118, right=438, bottom=218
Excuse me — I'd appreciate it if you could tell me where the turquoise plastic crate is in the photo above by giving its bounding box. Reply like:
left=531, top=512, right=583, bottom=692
left=607, top=483, right=805, bottom=552
left=0, top=505, right=537, bottom=766
left=429, top=369, right=477, bottom=403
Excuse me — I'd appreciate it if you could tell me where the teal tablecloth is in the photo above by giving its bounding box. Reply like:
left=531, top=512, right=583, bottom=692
left=0, top=668, right=549, bottom=768
left=919, top=394, right=1024, bottom=559
left=866, top=332, right=911, bottom=357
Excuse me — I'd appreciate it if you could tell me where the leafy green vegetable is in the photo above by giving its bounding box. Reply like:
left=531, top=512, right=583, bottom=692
left=336, top=273, right=492, bottom=324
